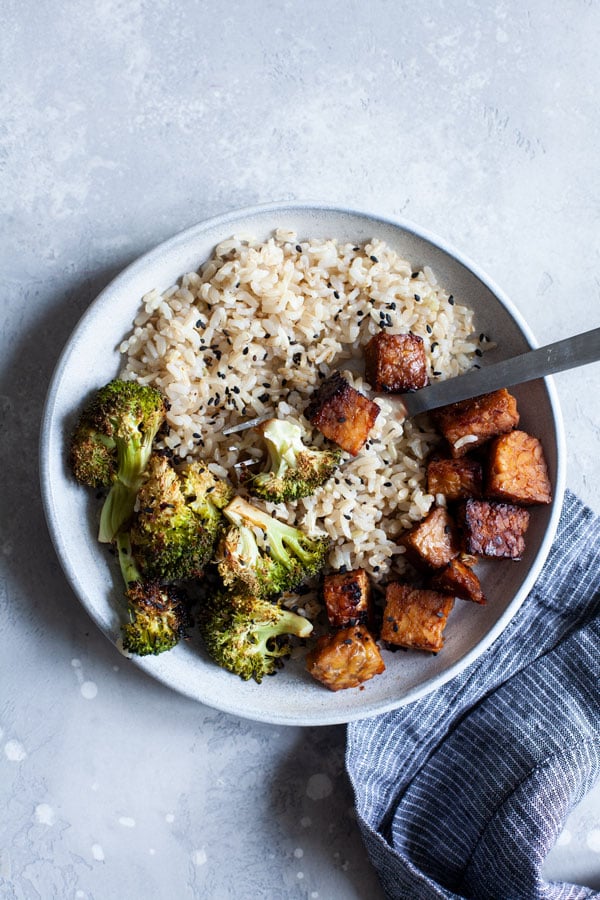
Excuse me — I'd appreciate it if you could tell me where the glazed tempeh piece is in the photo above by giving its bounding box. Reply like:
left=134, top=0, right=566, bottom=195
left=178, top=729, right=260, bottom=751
left=399, top=506, right=460, bottom=570
left=305, top=372, right=380, bottom=456
left=364, top=331, right=429, bottom=393
left=426, top=456, right=483, bottom=501
left=430, top=557, right=486, bottom=604
left=381, top=583, right=454, bottom=652
left=433, top=388, right=519, bottom=457
left=459, top=499, right=530, bottom=559
left=487, top=430, right=552, bottom=505
left=305, top=624, right=385, bottom=691
left=323, top=568, right=373, bottom=628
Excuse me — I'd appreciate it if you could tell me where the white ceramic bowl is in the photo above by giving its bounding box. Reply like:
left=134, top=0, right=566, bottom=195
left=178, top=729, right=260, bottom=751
left=40, top=203, right=566, bottom=725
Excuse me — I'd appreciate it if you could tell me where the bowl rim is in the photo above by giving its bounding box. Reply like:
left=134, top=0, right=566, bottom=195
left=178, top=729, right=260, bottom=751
left=39, top=201, right=567, bottom=724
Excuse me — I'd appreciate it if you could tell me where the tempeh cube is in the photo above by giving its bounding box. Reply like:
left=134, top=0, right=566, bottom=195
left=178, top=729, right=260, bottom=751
left=305, top=625, right=385, bottom=691
left=305, top=371, right=380, bottom=456
left=426, top=456, right=483, bottom=501
left=487, top=430, right=552, bottom=505
left=458, top=499, right=530, bottom=559
left=399, top=506, right=460, bottom=570
left=430, top=558, right=486, bottom=604
left=323, top=568, right=373, bottom=628
left=364, top=331, right=429, bottom=393
left=433, top=388, right=520, bottom=457
left=381, top=583, right=454, bottom=653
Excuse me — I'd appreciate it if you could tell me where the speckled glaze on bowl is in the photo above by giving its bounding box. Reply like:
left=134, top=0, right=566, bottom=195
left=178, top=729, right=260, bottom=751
left=39, top=203, right=566, bottom=725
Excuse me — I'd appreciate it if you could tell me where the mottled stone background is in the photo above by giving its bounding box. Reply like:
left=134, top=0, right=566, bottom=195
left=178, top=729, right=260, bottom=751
left=1, top=1, right=599, bottom=897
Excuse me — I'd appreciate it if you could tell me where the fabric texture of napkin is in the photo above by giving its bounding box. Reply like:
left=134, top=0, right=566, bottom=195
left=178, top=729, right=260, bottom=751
left=346, top=490, right=600, bottom=900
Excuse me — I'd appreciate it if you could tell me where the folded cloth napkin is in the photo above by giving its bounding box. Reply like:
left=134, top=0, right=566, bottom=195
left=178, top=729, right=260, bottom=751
left=346, top=491, right=600, bottom=900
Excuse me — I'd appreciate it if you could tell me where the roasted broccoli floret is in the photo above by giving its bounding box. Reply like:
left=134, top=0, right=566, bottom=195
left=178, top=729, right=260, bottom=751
left=130, top=454, right=233, bottom=581
left=198, top=589, right=313, bottom=682
left=116, top=531, right=191, bottom=656
left=248, top=418, right=341, bottom=503
left=69, top=379, right=167, bottom=543
left=217, top=496, right=330, bottom=598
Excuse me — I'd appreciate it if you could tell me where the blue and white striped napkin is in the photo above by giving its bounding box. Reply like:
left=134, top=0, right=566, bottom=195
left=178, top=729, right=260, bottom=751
left=346, top=491, right=600, bottom=899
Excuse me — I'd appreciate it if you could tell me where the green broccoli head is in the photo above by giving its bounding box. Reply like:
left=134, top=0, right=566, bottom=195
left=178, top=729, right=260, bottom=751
left=69, top=379, right=167, bottom=543
left=248, top=419, right=341, bottom=503
left=116, top=530, right=192, bottom=656
left=122, top=580, right=192, bottom=656
left=130, top=454, right=234, bottom=582
left=198, top=590, right=313, bottom=682
left=217, top=522, right=291, bottom=598
left=69, top=424, right=117, bottom=488
left=217, top=496, right=330, bottom=598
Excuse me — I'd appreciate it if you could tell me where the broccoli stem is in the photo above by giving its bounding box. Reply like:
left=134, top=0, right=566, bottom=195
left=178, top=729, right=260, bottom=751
left=263, top=419, right=303, bottom=476
left=269, top=609, right=313, bottom=641
left=98, top=480, right=138, bottom=545
left=115, top=531, right=142, bottom=586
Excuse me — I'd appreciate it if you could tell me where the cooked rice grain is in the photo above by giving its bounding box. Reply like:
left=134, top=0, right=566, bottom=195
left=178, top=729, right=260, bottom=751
left=120, top=231, right=480, bottom=581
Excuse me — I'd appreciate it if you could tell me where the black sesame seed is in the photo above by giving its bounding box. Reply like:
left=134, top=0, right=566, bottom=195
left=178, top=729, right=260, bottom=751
left=411, top=272, right=419, bottom=279
left=196, top=319, right=205, bottom=329
left=357, top=310, right=364, bottom=316
left=426, top=324, right=432, bottom=334
left=296, top=244, right=302, bottom=252
left=242, top=347, right=249, bottom=355
left=370, top=255, right=378, bottom=263
left=414, top=294, right=421, bottom=301
left=433, top=370, right=442, bottom=376
left=431, top=342, right=439, bottom=352
left=475, top=348, right=483, bottom=357
left=448, top=295, right=455, bottom=305
left=258, top=393, right=269, bottom=403
left=232, top=386, right=240, bottom=394
left=333, top=290, right=340, bottom=299
left=343, top=514, right=351, bottom=521
left=384, top=481, right=392, bottom=487
left=293, top=352, right=302, bottom=364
